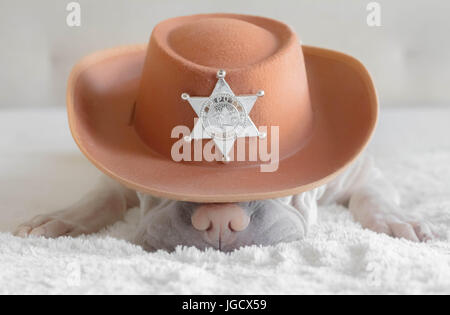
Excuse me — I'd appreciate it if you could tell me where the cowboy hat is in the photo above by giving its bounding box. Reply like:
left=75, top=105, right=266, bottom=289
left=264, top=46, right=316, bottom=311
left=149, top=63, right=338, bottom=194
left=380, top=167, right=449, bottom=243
left=67, top=13, right=377, bottom=202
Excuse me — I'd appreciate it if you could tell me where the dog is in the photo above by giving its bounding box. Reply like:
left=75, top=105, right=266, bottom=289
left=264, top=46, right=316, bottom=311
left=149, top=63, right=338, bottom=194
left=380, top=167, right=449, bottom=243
left=14, top=154, right=435, bottom=252
left=14, top=15, right=435, bottom=251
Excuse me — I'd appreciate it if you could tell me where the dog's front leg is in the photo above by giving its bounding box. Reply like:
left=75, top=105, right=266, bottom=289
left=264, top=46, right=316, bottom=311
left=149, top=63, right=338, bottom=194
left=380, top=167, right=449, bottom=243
left=14, top=176, right=138, bottom=238
left=348, top=163, right=435, bottom=242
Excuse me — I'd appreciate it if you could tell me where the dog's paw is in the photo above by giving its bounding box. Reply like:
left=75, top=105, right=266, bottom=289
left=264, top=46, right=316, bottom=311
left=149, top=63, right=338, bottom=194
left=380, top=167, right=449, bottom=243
left=13, top=212, right=83, bottom=238
left=354, top=209, right=436, bottom=242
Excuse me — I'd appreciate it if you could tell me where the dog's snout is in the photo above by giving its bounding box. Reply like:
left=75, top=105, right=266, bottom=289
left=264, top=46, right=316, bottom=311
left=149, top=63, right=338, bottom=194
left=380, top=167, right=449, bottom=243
left=191, top=203, right=250, bottom=246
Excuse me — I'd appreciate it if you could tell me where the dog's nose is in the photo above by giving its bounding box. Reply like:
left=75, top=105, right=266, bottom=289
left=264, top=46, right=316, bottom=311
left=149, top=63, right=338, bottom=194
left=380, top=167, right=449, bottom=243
left=191, top=203, right=250, bottom=246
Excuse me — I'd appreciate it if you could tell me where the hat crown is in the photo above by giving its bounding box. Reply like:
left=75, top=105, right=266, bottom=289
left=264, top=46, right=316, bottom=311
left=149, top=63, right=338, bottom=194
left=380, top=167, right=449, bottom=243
left=168, top=17, right=279, bottom=68
left=135, top=14, right=313, bottom=165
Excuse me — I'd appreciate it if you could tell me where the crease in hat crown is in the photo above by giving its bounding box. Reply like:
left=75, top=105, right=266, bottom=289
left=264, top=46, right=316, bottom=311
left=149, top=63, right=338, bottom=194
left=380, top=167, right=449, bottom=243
left=133, top=13, right=314, bottom=166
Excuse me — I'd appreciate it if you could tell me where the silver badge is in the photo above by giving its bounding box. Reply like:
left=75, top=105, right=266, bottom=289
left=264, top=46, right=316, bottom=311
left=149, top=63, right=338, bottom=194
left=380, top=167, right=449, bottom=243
left=181, top=69, right=265, bottom=161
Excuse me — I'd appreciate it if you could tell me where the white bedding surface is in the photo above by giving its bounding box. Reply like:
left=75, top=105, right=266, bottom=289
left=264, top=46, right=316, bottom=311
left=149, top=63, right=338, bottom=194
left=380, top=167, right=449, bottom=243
left=0, top=107, right=449, bottom=294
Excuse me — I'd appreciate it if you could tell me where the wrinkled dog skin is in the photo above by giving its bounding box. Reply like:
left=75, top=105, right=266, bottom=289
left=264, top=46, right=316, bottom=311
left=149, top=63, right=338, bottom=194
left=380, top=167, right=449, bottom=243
left=134, top=200, right=307, bottom=252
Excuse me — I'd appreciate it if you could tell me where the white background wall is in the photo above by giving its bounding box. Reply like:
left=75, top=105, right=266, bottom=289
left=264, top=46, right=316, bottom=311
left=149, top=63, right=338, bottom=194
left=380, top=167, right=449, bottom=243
left=0, top=0, right=449, bottom=109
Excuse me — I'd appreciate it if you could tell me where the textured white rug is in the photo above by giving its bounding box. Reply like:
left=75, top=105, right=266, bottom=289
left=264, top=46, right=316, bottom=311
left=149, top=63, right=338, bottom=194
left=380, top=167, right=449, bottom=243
left=0, top=108, right=449, bottom=294
left=0, top=152, right=449, bottom=294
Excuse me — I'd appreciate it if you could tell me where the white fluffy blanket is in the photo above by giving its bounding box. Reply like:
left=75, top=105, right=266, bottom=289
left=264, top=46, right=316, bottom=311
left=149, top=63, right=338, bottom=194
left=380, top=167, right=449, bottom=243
left=0, top=153, right=449, bottom=294
left=0, top=109, right=449, bottom=294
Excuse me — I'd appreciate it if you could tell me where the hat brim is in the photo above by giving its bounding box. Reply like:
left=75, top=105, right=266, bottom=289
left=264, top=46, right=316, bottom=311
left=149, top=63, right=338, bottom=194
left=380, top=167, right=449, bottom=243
left=67, top=44, right=377, bottom=202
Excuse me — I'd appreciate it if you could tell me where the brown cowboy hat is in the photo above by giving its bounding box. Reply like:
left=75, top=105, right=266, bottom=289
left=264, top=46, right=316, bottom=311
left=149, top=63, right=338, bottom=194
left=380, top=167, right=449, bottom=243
left=67, top=13, right=377, bottom=202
